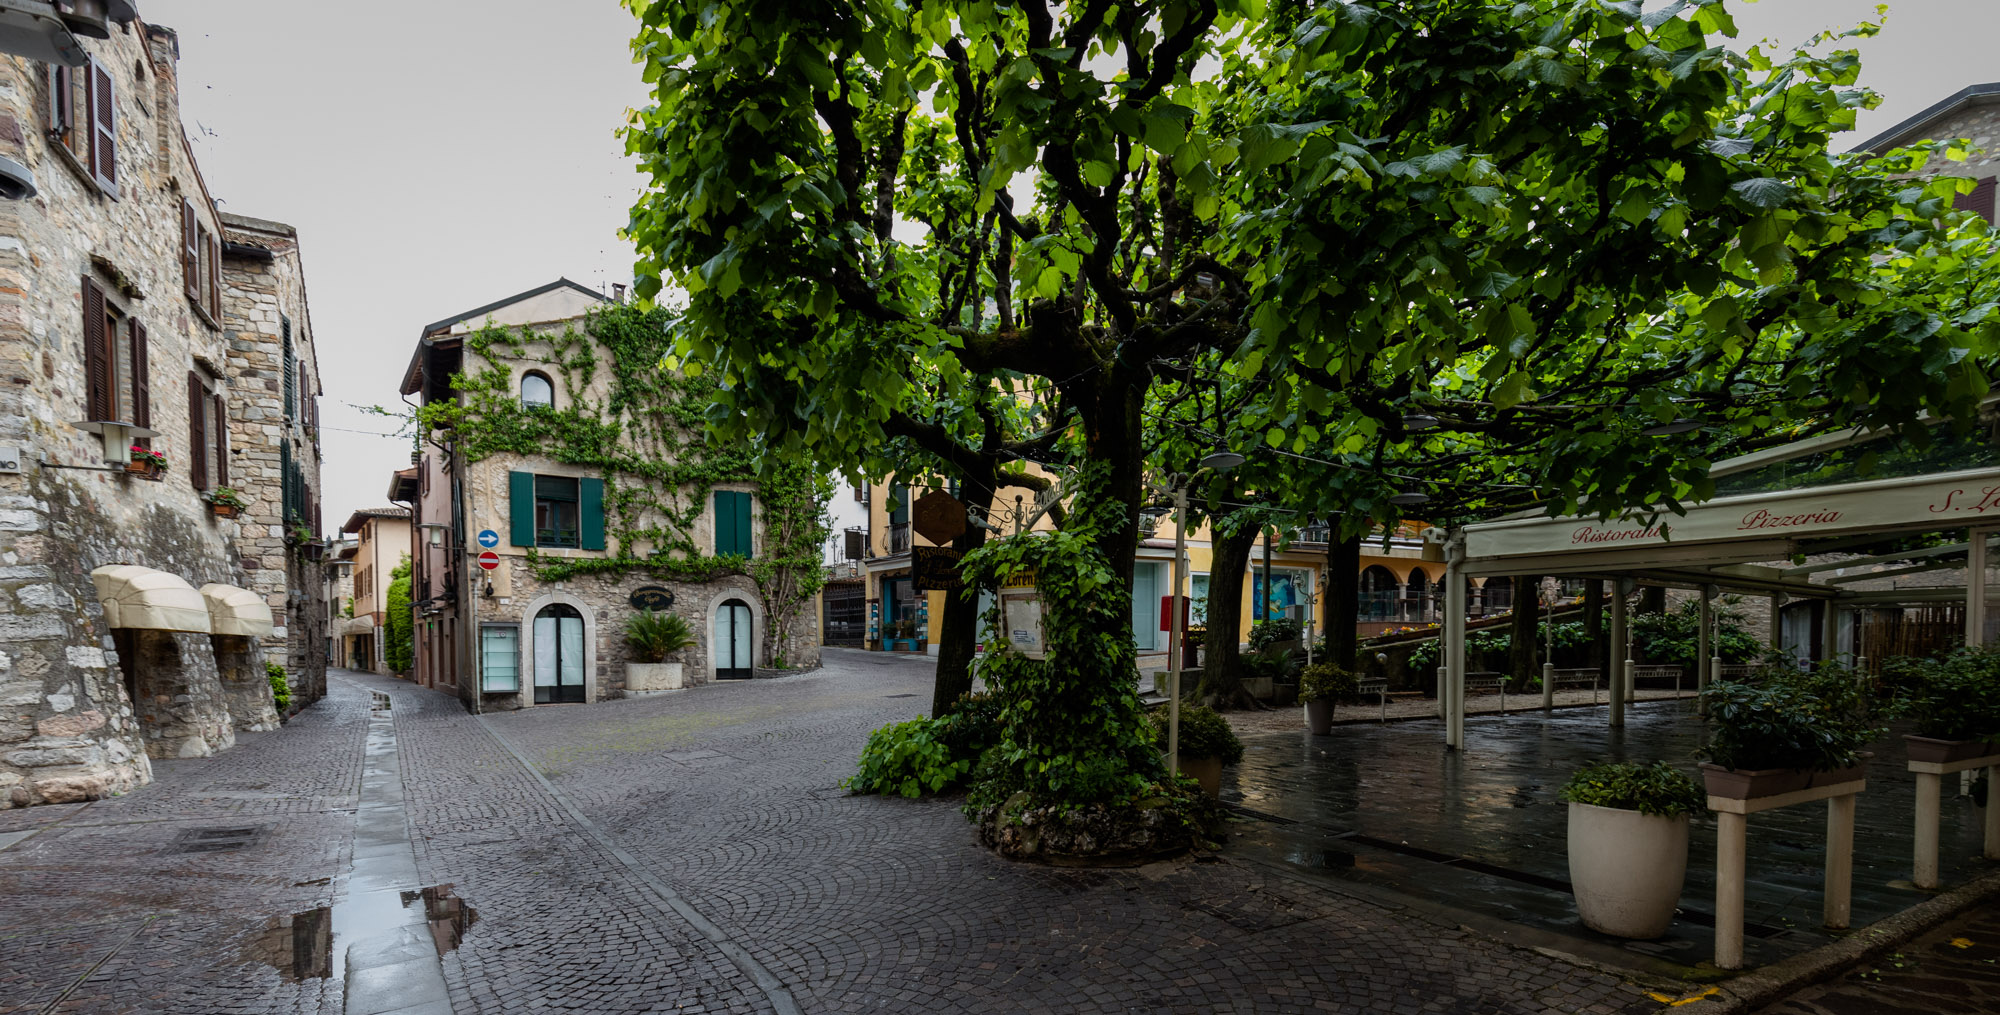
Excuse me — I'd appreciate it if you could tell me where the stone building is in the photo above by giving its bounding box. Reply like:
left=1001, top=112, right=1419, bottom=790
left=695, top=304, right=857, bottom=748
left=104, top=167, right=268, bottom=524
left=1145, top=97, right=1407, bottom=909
left=396, top=280, right=822, bottom=711
left=1854, top=81, right=2000, bottom=218
left=337, top=506, right=409, bottom=673
left=0, top=9, right=325, bottom=808
left=325, top=536, right=355, bottom=667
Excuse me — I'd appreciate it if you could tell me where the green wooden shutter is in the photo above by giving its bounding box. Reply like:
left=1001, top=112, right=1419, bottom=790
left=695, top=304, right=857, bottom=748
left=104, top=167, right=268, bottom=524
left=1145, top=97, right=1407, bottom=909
left=734, top=492, right=753, bottom=559
left=714, top=490, right=735, bottom=556
left=579, top=477, right=605, bottom=550
left=509, top=471, right=535, bottom=546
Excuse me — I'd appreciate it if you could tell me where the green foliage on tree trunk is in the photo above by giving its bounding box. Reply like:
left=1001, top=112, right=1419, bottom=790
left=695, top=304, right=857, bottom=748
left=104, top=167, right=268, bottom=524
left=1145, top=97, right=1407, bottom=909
left=385, top=554, right=413, bottom=675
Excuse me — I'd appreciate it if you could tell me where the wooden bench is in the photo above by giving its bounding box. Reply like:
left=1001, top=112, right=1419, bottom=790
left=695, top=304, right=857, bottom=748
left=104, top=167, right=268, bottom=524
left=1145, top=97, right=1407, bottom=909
left=1357, top=677, right=1389, bottom=723
left=1549, top=667, right=1601, bottom=703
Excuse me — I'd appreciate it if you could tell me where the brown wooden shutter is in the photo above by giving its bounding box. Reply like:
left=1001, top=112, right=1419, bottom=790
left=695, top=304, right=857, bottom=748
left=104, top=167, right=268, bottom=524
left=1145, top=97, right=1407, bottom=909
left=188, top=371, right=206, bottom=489
left=207, top=234, right=221, bottom=316
left=212, top=392, right=228, bottom=486
left=1957, top=176, right=1998, bottom=222
left=129, top=320, right=148, bottom=428
left=86, top=58, right=115, bottom=192
left=183, top=203, right=198, bottom=299
left=82, top=277, right=109, bottom=420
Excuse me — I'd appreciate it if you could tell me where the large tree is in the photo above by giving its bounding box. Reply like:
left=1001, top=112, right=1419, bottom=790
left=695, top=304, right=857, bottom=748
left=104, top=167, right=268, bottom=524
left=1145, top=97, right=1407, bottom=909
left=623, top=0, right=1997, bottom=828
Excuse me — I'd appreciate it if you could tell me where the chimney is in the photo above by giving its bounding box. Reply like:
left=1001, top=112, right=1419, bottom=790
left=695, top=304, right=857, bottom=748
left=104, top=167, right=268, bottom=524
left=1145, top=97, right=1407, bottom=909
left=611, top=283, right=627, bottom=305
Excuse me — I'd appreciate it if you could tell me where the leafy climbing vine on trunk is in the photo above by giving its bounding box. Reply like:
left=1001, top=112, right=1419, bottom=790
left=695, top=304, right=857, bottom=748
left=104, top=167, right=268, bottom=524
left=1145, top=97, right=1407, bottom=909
left=414, top=303, right=830, bottom=651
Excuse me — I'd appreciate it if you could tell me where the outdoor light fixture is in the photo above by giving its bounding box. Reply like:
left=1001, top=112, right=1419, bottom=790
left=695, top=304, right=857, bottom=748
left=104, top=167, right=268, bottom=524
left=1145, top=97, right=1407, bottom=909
left=1388, top=490, right=1430, bottom=506
left=417, top=521, right=447, bottom=547
left=1402, top=413, right=1439, bottom=432
left=1198, top=445, right=1245, bottom=471
left=1640, top=420, right=1704, bottom=436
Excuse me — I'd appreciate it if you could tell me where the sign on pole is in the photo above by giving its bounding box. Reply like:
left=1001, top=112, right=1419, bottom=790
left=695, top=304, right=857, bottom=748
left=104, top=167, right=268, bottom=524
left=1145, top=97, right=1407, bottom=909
left=477, top=550, right=501, bottom=571
left=477, top=529, right=500, bottom=549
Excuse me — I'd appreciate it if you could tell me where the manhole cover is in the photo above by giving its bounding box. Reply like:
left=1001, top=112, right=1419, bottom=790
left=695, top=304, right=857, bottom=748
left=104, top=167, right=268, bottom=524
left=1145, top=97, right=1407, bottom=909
left=171, top=825, right=267, bottom=854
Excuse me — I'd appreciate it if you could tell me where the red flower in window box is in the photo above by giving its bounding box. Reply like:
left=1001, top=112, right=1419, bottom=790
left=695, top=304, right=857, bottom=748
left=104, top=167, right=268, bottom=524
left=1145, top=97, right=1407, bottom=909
left=125, top=445, right=167, bottom=479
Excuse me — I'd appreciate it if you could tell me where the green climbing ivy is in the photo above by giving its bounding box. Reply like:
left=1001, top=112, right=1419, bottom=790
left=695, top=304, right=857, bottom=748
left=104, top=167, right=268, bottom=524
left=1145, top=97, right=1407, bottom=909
left=417, top=304, right=831, bottom=658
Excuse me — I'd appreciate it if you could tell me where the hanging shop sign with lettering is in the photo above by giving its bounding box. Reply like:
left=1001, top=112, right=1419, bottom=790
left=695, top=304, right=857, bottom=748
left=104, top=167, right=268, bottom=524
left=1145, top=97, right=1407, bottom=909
left=629, top=586, right=675, bottom=611
left=910, top=546, right=965, bottom=593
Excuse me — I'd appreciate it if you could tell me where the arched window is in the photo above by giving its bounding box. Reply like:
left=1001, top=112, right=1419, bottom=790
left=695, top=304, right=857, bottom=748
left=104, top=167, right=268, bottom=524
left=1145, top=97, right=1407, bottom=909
left=520, top=371, right=554, bottom=409
left=1359, top=566, right=1399, bottom=621
left=1405, top=568, right=1431, bottom=622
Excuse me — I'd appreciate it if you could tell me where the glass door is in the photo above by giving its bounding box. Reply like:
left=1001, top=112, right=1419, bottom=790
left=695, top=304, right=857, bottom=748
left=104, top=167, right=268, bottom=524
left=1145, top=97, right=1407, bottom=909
left=716, top=600, right=753, bottom=679
left=532, top=604, right=586, bottom=703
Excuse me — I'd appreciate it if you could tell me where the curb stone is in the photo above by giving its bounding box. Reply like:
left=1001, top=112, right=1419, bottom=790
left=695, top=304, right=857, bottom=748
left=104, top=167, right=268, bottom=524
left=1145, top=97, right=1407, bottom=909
left=1697, top=869, right=2000, bottom=1013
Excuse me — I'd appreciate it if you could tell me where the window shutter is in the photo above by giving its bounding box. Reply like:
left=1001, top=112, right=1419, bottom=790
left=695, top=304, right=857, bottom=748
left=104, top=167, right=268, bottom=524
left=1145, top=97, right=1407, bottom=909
left=579, top=477, right=605, bottom=551
left=188, top=371, right=206, bottom=489
left=129, top=320, right=148, bottom=429
left=82, top=276, right=109, bottom=421
left=282, top=318, right=295, bottom=419
left=182, top=203, right=198, bottom=299
left=736, top=492, right=753, bottom=558
left=509, top=471, right=535, bottom=546
left=86, top=57, right=114, bottom=192
left=1957, top=176, right=1998, bottom=222
left=48, top=65, right=70, bottom=147
left=208, top=233, right=221, bottom=316
left=212, top=392, right=228, bottom=486
left=714, top=491, right=734, bottom=556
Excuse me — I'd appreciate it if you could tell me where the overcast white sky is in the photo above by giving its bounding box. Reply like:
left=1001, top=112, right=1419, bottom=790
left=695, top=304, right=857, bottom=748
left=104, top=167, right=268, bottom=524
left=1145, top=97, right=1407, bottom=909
left=144, top=0, right=1997, bottom=532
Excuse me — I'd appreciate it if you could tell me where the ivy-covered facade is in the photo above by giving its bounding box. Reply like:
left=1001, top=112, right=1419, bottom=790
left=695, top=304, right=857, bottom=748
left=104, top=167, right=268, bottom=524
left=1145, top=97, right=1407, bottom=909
left=396, top=281, right=828, bottom=710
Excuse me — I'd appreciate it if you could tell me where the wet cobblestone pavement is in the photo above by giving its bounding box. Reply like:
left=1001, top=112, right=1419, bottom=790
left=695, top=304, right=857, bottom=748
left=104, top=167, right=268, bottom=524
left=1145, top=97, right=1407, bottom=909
left=1758, top=901, right=2000, bottom=1014
left=1220, top=699, right=1996, bottom=972
left=0, top=652, right=1689, bottom=1013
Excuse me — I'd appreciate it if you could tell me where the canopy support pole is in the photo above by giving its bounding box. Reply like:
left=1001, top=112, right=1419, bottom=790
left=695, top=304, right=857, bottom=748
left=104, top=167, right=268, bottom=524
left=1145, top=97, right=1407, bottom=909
left=1969, top=527, right=1989, bottom=649
left=1697, top=592, right=1712, bottom=712
left=1608, top=585, right=1627, bottom=728
left=1446, top=553, right=1466, bottom=751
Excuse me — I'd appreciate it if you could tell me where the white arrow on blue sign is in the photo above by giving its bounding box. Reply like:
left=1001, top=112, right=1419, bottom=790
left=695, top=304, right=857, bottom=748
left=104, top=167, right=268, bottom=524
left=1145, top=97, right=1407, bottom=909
left=477, top=529, right=500, bottom=549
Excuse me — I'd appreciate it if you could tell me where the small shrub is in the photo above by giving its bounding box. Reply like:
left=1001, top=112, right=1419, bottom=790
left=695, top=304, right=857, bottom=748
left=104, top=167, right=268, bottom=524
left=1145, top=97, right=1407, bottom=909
left=1560, top=761, right=1705, bottom=818
left=1248, top=617, right=1302, bottom=651
left=1699, top=674, right=1881, bottom=772
left=1885, top=648, right=2000, bottom=742
left=265, top=661, right=291, bottom=714
left=1151, top=704, right=1244, bottom=764
left=845, top=717, right=969, bottom=798
left=1299, top=663, right=1359, bottom=704
left=939, top=692, right=1004, bottom=759
left=625, top=610, right=695, bottom=663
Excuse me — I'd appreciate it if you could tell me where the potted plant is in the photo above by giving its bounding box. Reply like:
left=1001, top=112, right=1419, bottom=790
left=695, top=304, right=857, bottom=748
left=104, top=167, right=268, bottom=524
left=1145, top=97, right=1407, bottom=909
left=1151, top=704, right=1244, bottom=798
left=1697, top=670, right=1881, bottom=799
left=1560, top=761, right=1705, bottom=938
left=126, top=445, right=167, bottom=479
left=203, top=486, right=246, bottom=518
left=1887, top=649, right=2000, bottom=764
left=625, top=609, right=695, bottom=693
left=1300, top=662, right=1359, bottom=735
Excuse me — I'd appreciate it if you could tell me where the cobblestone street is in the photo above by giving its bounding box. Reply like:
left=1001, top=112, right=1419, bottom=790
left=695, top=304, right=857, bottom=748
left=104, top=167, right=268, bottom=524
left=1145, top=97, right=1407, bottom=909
left=2, top=652, right=1674, bottom=1013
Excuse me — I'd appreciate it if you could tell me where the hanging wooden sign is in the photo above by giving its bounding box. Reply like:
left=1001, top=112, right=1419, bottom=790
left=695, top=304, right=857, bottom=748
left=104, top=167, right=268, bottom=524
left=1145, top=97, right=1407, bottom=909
left=911, top=545, right=965, bottom=592
left=912, top=488, right=968, bottom=546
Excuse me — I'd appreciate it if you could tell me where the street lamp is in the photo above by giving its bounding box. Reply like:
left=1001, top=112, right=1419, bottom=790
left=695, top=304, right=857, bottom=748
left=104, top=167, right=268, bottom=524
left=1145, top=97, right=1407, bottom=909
left=1160, top=455, right=1240, bottom=779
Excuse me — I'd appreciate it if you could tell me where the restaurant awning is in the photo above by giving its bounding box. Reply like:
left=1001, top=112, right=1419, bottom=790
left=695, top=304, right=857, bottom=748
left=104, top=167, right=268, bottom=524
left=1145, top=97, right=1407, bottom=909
left=199, top=583, right=274, bottom=638
left=90, top=565, right=212, bottom=633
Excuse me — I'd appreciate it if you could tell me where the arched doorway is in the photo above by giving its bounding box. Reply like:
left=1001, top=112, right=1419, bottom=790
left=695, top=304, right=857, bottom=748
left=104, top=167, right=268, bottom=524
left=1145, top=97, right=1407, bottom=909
left=1405, top=568, right=1432, bottom=622
left=1359, top=566, right=1399, bottom=621
left=532, top=603, right=586, bottom=703
left=715, top=599, right=753, bottom=679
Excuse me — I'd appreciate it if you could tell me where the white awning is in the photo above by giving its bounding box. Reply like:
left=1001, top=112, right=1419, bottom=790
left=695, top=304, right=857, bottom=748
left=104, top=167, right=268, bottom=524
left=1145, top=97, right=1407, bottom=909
left=90, top=565, right=211, bottom=633
left=199, top=583, right=273, bottom=638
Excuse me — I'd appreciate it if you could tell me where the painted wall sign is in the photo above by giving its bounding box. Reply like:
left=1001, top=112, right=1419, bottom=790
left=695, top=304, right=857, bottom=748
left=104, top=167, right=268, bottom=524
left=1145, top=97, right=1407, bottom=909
left=629, top=586, right=675, bottom=611
left=1465, top=468, right=2000, bottom=561
left=910, top=546, right=964, bottom=592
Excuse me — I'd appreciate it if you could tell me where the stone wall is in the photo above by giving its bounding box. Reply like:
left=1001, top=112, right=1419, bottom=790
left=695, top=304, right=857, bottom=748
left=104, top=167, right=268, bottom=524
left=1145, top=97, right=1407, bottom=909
left=0, top=19, right=321, bottom=807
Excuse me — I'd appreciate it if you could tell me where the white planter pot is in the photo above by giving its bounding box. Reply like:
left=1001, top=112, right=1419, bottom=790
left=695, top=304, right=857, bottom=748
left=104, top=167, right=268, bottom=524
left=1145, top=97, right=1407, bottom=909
left=1566, top=801, right=1689, bottom=939
left=625, top=661, right=685, bottom=693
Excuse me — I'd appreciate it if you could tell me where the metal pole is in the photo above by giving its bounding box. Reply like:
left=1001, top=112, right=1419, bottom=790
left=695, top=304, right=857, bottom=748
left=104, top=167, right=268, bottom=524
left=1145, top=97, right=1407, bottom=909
left=1698, top=591, right=1711, bottom=706
left=1446, top=548, right=1467, bottom=751
left=1166, top=482, right=1189, bottom=779
left=1609, top=585, right=1627, bottom=728
left=1969, top=527, right=1989, bottom=649
left=1261, top=526, right=1274, bottom=626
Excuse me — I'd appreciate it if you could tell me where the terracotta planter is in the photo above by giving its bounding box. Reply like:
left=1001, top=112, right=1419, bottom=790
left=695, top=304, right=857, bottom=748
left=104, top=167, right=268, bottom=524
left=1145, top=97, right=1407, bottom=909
left=1699, top=760, right=1869, bottom=800
left=124, top=460, right=162, bottom=480
left=208, top=503, right=238, bottom=518
left=1304, top=698, right=1334, bottom=736
left=1567, top=802, right=1689, bottom=938
left=1179, top=755, right=1223, bottom=798
left=1905, top=735, right=1997, bottom=765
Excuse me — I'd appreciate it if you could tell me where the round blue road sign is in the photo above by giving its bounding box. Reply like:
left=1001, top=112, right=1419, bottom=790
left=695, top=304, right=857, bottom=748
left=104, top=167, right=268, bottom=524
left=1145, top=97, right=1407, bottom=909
left=477, top=529, right=500, bottom=548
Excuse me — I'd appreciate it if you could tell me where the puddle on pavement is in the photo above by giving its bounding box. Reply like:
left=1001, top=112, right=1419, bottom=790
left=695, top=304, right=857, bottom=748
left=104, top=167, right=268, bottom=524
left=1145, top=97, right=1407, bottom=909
left=242, top=906, right=334, bottom=981
left=248, top=885, right=475, bottom=981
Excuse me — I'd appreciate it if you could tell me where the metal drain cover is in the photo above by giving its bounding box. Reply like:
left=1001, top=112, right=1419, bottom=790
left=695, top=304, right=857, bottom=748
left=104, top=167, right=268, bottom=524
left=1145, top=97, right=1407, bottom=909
left=171, top=825, right=267, bottom=854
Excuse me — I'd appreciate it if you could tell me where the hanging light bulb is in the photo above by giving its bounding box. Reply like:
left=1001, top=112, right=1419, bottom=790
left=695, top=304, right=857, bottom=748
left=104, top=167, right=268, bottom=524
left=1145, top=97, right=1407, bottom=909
left=1199, top=444, right=1245, bottom=471
left=1388, top=491, right=1430, bottom=506
left=1402, top=413, right=1439, bottom=432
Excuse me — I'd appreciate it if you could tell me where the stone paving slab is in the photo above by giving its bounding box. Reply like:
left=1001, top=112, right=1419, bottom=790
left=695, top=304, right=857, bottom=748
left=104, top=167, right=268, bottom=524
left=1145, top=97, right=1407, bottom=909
left=1757, top=899, right=2000, bottom=1013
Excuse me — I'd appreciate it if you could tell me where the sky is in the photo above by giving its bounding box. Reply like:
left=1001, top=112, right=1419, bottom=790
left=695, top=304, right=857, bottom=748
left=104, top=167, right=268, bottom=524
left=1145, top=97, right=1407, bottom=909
left=144, top=0, right=1998, bottom=533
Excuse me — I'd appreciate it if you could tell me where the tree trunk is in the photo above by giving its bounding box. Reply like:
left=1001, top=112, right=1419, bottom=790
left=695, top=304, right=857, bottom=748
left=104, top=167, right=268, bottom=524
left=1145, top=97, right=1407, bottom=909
left=931, top=479, right=995, bottom=717
left=1197, top=516, right=1261, bottom=708
left=1583, top=580, right=1604, bottom=678
left=1508, top=575, right=1538, bottom=687
left=1326, top=532, right=1360, bottom=669
left=1640, top=586, right=1666, bottom=615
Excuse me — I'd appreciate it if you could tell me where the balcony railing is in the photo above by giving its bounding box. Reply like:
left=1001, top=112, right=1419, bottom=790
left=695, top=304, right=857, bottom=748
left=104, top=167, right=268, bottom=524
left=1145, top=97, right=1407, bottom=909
left=537, top=528, right=579, bottom=548
left=887, top=522, right=911, bottom=554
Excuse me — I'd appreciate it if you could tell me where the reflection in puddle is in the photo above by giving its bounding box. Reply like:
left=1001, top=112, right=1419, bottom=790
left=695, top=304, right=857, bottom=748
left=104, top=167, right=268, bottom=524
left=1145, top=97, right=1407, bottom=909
left=409, top=883, right=477, bottom=956
left=249, top=885, right=474, bottom=981
left=243, top=906, right=333, bottom=981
